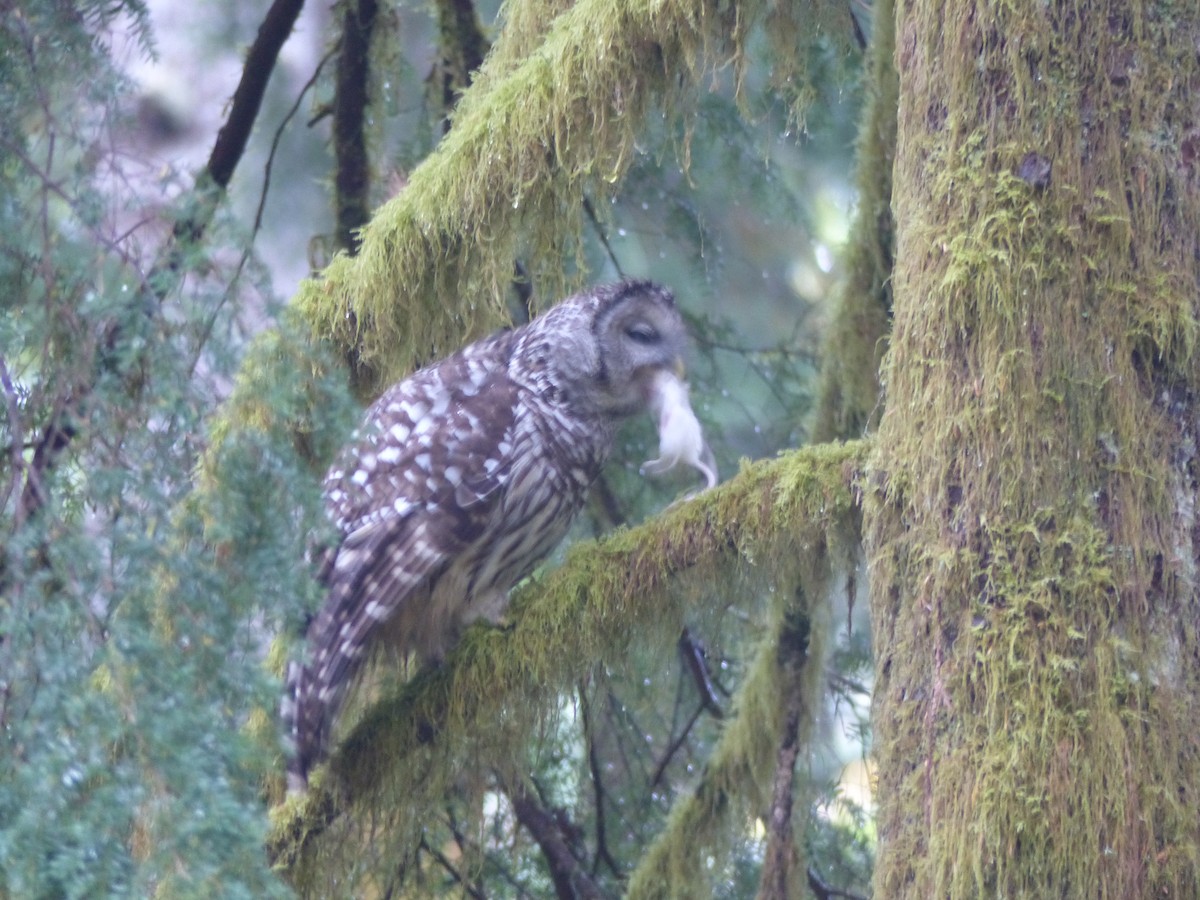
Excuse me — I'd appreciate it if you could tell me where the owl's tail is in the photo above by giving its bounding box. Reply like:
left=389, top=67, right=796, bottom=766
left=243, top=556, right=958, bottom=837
left=282, top=660, right=326, bottom=793
left=282, top=611, right=368, bottom=793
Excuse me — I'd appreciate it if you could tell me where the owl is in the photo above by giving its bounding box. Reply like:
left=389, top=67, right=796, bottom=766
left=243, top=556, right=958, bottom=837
left=284, top=279, right=715, bottom=789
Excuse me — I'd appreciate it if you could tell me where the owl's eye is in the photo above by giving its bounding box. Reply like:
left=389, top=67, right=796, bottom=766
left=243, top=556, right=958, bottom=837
left=625, top=323, right=661, bottom=345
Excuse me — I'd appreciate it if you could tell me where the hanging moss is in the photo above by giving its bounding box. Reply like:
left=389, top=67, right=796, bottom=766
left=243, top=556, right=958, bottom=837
left=182, top=0, right=863, bottom=889
left=294, top=0, right=734, bottom=394
left=269, top=441, right=867, bottom=892
left=868, top=0, right=1200, bottom=896
left=812, top=0, right=896, bottom=443
left=291, top=0, right=843, bottom=396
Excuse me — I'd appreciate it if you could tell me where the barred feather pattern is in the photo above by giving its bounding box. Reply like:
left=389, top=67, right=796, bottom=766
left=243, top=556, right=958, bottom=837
left=284, top=279, right=692, bottom=789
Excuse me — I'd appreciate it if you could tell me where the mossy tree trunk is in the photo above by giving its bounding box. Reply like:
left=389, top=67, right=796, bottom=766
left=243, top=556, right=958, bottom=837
left=867, top=0, right=1200, bottom=896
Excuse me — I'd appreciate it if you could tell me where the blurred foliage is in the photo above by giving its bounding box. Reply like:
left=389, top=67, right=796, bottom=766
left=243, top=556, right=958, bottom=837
left=0, top=2, right=353, bottom=895
left=0, top=0, right=875, bottom=895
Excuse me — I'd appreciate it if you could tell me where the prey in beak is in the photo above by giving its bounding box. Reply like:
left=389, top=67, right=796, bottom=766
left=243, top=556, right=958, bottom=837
left=639, top=368, right=718, bottom=490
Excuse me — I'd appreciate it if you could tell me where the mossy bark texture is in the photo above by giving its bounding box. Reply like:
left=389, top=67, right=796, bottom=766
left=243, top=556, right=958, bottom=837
left=867, top=0, right=1200, bottom=896
left=811, top=0, right=896, bottom=443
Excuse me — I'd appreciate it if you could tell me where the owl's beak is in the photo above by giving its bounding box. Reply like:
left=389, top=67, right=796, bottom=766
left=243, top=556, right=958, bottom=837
left=671, top=357, right=686, bottom=379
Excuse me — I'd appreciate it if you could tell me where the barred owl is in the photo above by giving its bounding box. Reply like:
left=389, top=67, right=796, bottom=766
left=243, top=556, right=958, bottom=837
left=284, top=279, right=715, bottom=789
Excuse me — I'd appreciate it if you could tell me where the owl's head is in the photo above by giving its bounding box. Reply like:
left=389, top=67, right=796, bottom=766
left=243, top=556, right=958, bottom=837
left=583, top=279, right=690, bottom=418
left=516, top=279, right=693, bottom=420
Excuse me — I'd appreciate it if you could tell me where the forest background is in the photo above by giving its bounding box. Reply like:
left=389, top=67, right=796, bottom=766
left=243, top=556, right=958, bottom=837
left=5, top=0, right=1197, bottom=897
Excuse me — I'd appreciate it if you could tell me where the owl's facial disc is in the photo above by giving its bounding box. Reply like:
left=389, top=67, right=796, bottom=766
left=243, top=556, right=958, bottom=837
left=639, top=369, right=718, bottom=489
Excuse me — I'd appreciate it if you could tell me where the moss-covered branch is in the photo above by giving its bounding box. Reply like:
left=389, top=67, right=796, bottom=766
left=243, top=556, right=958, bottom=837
left=268, top=440, right=867, bottom=887
left=811, top=0, right=895, bottom=442
left=625, top=581, right=836, bottom=899
left=292, top=0, right=799, bottom=393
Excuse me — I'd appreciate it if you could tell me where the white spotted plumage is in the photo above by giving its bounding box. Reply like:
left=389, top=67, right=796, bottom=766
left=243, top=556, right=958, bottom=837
left=284, top=279, right=710, bottom=789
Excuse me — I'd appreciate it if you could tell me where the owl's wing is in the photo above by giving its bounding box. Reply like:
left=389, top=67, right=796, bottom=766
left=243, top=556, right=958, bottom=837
left=288, top=355, right=524, bottom=785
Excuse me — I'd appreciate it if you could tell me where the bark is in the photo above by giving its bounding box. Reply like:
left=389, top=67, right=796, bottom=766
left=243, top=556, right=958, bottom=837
left=755, top=607, right=812, bottom=900
left=205, top=0, right=307, bottom=191
left=508, top=782, right=608, bottom=900
left=332, top=0, right=378, bottom=257
left=867, top=0, right=1200, bottom=896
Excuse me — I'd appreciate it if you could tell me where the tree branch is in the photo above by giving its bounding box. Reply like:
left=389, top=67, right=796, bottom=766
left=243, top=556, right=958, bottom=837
left=206, top=0, right=307, bottom=192
left=806, top=866, right=868, bottom=900
left=755, top=605, right=813, bottom=900
left=579, top=687, right=621, bottom=878
left=434, top=0, right=490, bottom=130
left=269, top=441, right=867, bottom=877
left=678, top=627, right=724, bottom=718
left=332, top=0, right=378, bottom=256
left=292, top=0, right=754, bottom=393
left=507, top=780, right=608, bottom=900
left=624, top=588, right=826, bottom=900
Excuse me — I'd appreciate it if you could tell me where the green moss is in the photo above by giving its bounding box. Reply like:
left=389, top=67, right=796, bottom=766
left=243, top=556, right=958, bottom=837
left=812, top=0, right=897, bottom=442
left=294, top=0, right=738, bottom=394
left=269, top=442, right=869, bottom=890
left=868, top=0, right=1200, bottom=895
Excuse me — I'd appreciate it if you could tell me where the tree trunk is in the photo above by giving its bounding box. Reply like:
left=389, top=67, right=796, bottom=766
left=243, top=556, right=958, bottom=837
left=867, top=0, right=1200, bottom=896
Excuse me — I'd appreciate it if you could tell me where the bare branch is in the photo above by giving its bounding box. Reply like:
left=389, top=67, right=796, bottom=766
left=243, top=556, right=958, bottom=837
left=648, top=701, right=705, bottom=790
left=434, top=0, right=490, bottom=128
left=332, top=0, right=379, bottom=255
left=678, top=627, right=724, bottom=718
left=756, top=607, right=812, bottom=899
left=579, top=688, right=621, bottom=878
left=205, top=0, right=308, bottom=191
left=806, top=866, right=868, bottom=900
left=507, top=780, right=609, bottom=900
left=418, top=837, right=488, bottom=900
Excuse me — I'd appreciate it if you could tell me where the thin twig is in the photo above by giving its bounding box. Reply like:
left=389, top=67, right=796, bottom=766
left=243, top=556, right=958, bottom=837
left=648, top=701, right=704, bottom=790
left=419, top=836, right=488, bottom=900
left=579, top=687, right=621, bottom=878
left=583, top=196, right=625, bottom=277
left=187, top=48, right=336, bottom=384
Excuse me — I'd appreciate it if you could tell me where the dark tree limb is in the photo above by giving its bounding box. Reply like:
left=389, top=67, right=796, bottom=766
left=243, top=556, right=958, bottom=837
left=578, top=687, right=621, bottom=878
left=678, top=627, right=724, bottom=718
left=648, top=700, right=704, bottom=790
left=418, top=836, right=488, bottom=900
left=507, top=781, right=608, bottom=900
left=806, top=866, right=868, bottom=900
left=435, top=0, right=490, bottom=129
left=755, top=605, right=812, bottom=900
left=332, top=0, right=379, bottom=255
left=206, top=0, right=308, bottom=191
